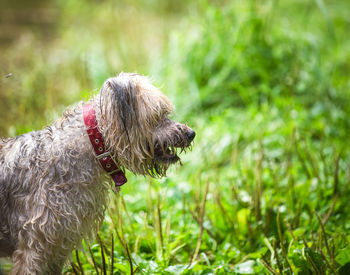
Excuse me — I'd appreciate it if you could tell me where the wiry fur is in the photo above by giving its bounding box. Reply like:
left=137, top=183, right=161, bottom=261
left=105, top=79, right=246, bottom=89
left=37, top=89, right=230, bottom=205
left=0, top=73, right=195, bottom=274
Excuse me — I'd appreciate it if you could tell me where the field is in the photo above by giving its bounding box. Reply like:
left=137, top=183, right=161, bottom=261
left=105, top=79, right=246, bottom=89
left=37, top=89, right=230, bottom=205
left=1, top=0, right=350, bottom=274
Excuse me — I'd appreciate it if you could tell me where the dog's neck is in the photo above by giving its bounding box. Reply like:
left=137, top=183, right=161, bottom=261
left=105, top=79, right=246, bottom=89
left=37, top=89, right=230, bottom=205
left=91, top=95, right=139, bottom=175
left=83, top=103, right=127, bottom=187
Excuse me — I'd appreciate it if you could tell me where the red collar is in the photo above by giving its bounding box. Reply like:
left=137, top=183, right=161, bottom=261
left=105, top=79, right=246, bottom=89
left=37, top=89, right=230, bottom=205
left=83, top=104, right=127, bottom=187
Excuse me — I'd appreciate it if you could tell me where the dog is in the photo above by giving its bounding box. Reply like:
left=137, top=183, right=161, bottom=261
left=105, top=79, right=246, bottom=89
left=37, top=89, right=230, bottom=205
left=0, top=73, right=195, bottom=274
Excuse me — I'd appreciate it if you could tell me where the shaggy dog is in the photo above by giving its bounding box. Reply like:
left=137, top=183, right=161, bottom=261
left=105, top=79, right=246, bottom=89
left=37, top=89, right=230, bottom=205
left=0, top=73, right=195, bottom=274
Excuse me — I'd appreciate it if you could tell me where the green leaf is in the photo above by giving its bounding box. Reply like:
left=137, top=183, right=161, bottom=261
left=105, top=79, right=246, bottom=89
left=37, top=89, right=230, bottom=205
left=336, top=246, right=350, bottom=266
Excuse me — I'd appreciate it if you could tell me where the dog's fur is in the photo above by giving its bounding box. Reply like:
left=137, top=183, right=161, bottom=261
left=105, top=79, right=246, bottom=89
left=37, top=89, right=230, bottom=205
left=0, top=73, right=195, bottom=274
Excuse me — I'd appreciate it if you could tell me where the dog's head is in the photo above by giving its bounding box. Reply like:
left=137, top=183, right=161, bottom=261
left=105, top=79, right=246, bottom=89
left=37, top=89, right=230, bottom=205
left=98, top=73, right=195, bottom=177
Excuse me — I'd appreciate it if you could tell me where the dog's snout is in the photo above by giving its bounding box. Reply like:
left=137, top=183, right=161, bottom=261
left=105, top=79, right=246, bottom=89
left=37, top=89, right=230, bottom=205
left=186, top=129, right=196, bottom=142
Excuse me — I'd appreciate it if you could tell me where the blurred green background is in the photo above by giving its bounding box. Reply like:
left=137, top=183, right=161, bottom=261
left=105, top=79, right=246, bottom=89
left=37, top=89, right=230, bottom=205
left=1, top=0, right=350, bottom=274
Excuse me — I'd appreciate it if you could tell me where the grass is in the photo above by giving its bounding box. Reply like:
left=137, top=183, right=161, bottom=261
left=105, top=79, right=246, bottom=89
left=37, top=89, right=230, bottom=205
left=1, top=0, right=350, bottom=274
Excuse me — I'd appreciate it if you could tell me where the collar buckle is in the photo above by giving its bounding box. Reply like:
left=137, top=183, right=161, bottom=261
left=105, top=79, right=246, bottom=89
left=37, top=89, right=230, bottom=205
left=96, top=151, right=112, bottom=160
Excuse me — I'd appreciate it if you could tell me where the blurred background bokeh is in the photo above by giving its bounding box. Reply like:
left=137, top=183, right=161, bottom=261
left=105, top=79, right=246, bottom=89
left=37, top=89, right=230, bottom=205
left=1, top=0, right=350, bottom=274
left=0, top=0, right=198, bottom=135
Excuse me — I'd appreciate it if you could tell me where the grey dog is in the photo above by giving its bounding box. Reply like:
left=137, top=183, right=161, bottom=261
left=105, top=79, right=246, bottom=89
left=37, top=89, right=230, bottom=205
left=0, top=73, right=195, bottom=274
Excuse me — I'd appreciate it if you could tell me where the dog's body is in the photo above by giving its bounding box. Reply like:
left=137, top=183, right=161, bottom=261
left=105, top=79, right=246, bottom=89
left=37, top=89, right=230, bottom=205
left=0, top=73, right=195, bottom=274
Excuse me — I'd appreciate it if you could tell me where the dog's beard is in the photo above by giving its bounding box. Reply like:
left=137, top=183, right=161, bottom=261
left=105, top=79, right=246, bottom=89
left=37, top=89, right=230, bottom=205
left=147, top=138, right=191, bottom=177
left=120, top=137, right=189, bottom=178
left=138, top=158, right=172, bottom=178
left=106, top=130, right=191, bottom=178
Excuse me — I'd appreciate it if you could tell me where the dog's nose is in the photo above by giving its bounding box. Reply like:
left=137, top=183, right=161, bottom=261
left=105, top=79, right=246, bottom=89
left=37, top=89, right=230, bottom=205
left=186, top=129, right=196, bottom=142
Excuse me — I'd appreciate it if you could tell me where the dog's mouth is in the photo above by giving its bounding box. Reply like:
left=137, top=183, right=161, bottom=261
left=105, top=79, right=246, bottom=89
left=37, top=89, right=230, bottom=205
left=152, top=129, right=195, bottom=166
left=154, top=146, right=181, bottom=164
left=153, top=143, right=192, bottom=164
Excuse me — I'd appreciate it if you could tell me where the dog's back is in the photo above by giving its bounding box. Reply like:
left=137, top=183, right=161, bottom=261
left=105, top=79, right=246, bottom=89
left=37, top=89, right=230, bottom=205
left=0, top=133, right=48, bottom=258
left=0, top=137, right=17, bottom=257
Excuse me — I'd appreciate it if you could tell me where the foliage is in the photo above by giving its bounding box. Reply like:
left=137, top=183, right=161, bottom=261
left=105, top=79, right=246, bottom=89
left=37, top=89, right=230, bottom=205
left=1, top=0, right=350, bottom=274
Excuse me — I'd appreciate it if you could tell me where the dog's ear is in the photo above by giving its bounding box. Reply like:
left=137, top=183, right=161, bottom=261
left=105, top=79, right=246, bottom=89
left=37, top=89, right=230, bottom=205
left=100, top=76, right=139, bottom=138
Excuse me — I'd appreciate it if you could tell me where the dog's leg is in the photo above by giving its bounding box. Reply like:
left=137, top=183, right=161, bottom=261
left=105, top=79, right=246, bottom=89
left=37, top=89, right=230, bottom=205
left=11, top=234, right=66, bottom=275
left=10, top=213, right=70, bottom=275
left=11, top=237, right=66, bottom=275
